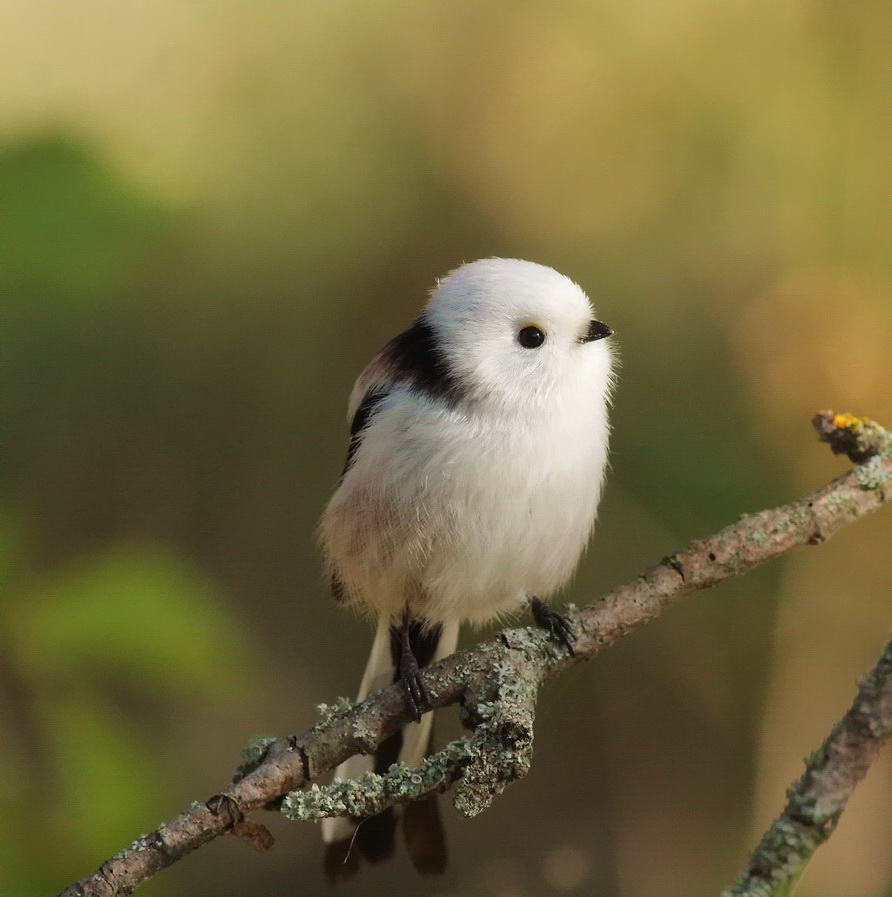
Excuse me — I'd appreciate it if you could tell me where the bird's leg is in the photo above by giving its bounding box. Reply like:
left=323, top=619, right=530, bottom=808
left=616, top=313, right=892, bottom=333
left=399, top=610, right=432, bottom=721
left=529, top=596, right=576, bottom=656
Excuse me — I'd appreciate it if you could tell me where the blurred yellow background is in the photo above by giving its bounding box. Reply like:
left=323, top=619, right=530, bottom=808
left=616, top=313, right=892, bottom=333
left=2, top=2, right=891, bottom=895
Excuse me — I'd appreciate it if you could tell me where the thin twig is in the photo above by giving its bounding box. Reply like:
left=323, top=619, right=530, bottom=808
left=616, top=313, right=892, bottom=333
left=56, top=414, right=892, bottom=897
left=722, top=635, right=892, bottom=896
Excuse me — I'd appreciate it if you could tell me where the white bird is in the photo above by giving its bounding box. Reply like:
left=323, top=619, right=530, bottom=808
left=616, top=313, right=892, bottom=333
left=320, top=258, right=615, bottom=877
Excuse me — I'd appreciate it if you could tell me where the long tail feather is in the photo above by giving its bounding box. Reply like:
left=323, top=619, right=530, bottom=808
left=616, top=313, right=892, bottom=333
left=397, top=620, right=458, bottom=768
left=321, top=616, right=392, bottom=845
left=321, top=616, right=459, bottom=877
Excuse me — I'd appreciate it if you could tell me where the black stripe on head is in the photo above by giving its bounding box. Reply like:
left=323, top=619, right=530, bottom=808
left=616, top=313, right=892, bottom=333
left=341, top=386, right=389, bottom=478
left=384, top=317, right=466, bottom=406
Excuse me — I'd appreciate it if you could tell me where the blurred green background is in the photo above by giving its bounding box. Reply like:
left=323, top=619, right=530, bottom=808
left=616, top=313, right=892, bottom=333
left=2, top=2, right=891, bottom=895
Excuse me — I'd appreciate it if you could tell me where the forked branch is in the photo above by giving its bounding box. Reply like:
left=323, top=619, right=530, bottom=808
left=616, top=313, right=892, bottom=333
left=58, top=412, right=892, bottom=897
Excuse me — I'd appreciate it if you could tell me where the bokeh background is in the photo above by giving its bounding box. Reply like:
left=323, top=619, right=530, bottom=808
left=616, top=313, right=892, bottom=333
left=2, top=2, right=891, bottom=895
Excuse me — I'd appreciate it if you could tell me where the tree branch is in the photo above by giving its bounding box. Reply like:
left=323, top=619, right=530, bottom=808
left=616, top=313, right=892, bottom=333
left=57, top=413, right=892, bottom=897
left=723, top=634, right=892, bottom=896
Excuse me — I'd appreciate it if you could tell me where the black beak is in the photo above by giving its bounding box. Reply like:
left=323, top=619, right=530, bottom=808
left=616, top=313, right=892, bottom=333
left=581, top=319, right=613, bottom=342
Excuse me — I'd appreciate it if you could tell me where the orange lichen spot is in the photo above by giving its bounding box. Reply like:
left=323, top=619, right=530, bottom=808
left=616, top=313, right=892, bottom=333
left=833, top=413, right=868, bottom=431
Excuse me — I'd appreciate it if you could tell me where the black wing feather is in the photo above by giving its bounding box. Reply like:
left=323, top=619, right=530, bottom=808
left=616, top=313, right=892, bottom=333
left=341, top=386, right=390, bottom=479
left=339, top=315, right=466, bottom=480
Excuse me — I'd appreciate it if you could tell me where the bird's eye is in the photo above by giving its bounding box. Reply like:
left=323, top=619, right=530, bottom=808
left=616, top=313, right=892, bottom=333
left=518, top=325, right=545, bottom=349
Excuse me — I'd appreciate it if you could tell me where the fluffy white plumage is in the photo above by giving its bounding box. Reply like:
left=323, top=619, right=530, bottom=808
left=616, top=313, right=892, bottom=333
left=323, top=257, right=613, bottom=625
left=319, top=257, right=614, bottom=859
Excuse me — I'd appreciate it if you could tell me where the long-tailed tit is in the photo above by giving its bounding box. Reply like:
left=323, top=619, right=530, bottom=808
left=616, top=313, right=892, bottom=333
left=320, top=258, right=614, bottom=876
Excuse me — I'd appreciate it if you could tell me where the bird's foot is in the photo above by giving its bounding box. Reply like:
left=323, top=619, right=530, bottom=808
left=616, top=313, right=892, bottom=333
left=530, top=596, right=576, bottom=656
left=400, top=651, right=432, bottom=722
left=399, top=612, right=432, bottom=721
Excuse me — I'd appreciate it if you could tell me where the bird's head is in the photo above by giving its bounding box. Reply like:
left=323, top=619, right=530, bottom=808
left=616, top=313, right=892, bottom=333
left=424, top=258, right=615, bottom=413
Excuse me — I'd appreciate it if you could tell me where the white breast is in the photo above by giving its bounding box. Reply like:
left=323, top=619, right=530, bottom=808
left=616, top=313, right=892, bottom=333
left=322, top=377, right=610, bottom=626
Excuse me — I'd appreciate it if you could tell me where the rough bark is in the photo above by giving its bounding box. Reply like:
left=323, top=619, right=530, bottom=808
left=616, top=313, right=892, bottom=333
left=57, top=413, right=892, bottom=897
left=722, top=636, right=892, bottom=896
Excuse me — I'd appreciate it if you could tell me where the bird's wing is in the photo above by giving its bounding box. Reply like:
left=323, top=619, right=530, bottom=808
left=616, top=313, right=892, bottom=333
left=340, top=315, right=466, bottom=478
left=340, top=348, right=397, bottom=478
left=341, top=385, right=390, bottom=477
left=346, top=346, right=396, bottom=422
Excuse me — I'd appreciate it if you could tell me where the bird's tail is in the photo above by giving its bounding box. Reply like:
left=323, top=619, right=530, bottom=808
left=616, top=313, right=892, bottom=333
left=322, top=614, right=459, bottom=880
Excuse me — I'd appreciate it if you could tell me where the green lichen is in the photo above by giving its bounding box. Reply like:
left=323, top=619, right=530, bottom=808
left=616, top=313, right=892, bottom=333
left=280, top=738, right=473, bottom=822
left=348, top=715, right=381, bottom=754
left=501, top=626, right=544, bottom=654
left=855, top=454, right=891, bottom=490
left=452, top=655, right=538, bottom=818
left=288, top=649, right=541, bottom=825
left=240, top=734, right=277, bottom=767
left=288, top=626, right=546, bottom=827
left=721, top=816, right=819, bottom=897
left=453, top=702, right=535, bottom=818
left=315, top=696, right=354, bottom=725
left=474, top=701, right=498, bottom=721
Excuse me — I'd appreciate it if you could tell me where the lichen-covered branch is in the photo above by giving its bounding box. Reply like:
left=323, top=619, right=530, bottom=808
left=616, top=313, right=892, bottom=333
left=813, top=410, right=891, bottom=464
left=722, top=634, right=892, bottom=897
left=283, top=632, right=542, bottom=823
left=56, top=413, right=892, bottom=897
left=282, top=739, right=474, bottom=822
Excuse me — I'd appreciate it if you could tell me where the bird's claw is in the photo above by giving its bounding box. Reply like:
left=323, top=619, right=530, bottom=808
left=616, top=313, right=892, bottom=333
left=401, top=659, right=432, bottom=722
left=530, top=596, right=576, bottom=656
